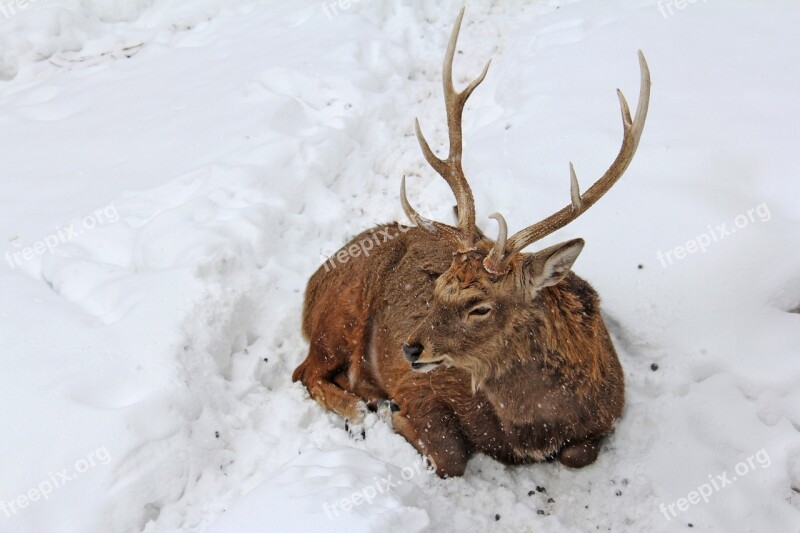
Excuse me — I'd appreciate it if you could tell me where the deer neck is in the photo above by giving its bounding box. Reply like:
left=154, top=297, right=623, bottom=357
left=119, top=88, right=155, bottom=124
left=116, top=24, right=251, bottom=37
left=477, top=283, right=601, bottom=422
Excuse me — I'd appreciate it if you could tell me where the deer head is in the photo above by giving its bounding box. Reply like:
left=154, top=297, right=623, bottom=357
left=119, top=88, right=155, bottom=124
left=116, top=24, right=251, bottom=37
left=401, top=8, right=650, bottom=388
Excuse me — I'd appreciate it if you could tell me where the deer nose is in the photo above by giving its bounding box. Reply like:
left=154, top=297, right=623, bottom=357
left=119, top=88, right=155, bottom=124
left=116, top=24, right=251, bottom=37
left=403, top=343, right=423, bottom=362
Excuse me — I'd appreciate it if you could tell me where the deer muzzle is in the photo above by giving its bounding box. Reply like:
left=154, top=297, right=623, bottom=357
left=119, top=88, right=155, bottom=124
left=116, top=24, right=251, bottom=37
left=403, top=342, right=445, bottom=372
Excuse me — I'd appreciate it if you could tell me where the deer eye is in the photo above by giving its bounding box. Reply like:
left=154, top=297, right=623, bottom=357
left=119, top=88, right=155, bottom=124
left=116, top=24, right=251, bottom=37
left=468, top=305, right=492, bottom=317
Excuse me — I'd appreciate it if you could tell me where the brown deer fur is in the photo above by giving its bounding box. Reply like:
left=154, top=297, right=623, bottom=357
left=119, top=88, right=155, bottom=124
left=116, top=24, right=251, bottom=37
left=292, top=9, right=649, bottom=477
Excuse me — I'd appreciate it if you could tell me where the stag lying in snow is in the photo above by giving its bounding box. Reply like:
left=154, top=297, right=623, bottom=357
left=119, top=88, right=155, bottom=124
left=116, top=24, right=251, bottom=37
left=293, top=8, right=650, bottom=477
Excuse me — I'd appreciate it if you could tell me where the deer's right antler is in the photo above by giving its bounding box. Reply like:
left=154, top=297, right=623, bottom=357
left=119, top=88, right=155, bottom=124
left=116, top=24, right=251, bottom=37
left=484, top=51, right=651, bottom=274
left=402, top=7, right=490, bottom=250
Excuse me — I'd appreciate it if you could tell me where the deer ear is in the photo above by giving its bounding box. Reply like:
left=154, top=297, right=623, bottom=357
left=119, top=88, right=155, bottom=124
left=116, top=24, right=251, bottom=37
left=524, top=238, right=585, bottom=291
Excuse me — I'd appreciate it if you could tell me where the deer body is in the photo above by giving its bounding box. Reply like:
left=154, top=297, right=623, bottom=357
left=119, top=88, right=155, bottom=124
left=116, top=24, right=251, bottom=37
left=295, top=223, right=624, bottom=476
left=293, top=9, right=649, bottom=477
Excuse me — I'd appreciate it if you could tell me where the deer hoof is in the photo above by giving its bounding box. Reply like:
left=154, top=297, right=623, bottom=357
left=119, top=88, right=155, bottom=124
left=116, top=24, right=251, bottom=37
left=344, top=419, right=366, bottom=440
left=558, top=439, right=600, bottom=468
left=378, top=399, right=400, bottom=412
left=376, top=399, right=400, bottom=427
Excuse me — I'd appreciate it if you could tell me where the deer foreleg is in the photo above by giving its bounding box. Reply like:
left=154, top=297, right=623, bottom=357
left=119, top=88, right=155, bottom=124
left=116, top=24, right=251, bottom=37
left=381, top=400, right=470, bottom=478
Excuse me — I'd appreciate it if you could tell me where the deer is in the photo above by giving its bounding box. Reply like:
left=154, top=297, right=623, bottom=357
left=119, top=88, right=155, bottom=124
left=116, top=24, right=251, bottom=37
left=293, top=8, right=650, bottom=477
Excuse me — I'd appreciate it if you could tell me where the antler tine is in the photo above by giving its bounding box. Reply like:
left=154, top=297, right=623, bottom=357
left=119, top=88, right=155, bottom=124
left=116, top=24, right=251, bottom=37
left=500, top=51, right=651, bottom=260
left=483, top=213, right=508, bottom=274
left=400, top=176, right=473, bottom=245
left=414, top=6, right=491, bottom=241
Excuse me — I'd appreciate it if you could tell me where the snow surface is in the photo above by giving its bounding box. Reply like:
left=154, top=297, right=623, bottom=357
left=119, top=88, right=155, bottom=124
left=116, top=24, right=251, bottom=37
left=1, top=1, right=799, bottom=532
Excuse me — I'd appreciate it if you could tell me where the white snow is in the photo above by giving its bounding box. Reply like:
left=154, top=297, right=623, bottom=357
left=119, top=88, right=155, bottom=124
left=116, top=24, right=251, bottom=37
left=1, top=0, right=798, bottom=532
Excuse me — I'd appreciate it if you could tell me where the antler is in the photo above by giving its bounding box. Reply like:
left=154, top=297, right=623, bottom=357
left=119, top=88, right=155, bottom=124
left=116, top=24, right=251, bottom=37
left=484, top=51, right=651, bottom=273
left=400, top=176, right=474, bottom=244
left=403, top=7, right=491, bottom=249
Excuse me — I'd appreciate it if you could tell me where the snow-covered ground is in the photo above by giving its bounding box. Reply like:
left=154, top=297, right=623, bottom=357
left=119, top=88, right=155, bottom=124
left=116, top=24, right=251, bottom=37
left=1, top=1, right=798, bottom=531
